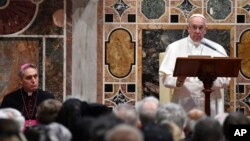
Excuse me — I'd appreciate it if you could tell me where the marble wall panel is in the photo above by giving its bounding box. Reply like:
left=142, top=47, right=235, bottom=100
left=137, top=0, right=169, bottom=23
left=23, top=0, right=64, bottom=35
left=45, top=38, right=64, bottom=101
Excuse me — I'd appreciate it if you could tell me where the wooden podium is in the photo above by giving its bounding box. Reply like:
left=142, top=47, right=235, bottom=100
left=173, top=56, right=242, bottom=115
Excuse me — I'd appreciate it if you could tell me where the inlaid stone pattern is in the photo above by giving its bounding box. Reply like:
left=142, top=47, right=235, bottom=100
left=207, top=0, right=232, bottom=20
left=236, top=30, right=250, bottom=79
left=141, top=0, right=165, bottom=19
left=104, top=27, right=136, bottom=107
left=177, top=0, right=196, bottom=18
left=23, top=0, right=64, bottom=35
left=0, top=0, right=37, bottom=35
left=105, top=84, right=136, bottom=107
left=105, top=0, right=136, bottom=23
left=235, top=29, right=250, bottom=115
left=235, top=84, right=250, bottom=115
left=105, top=28, right=135, bottom=78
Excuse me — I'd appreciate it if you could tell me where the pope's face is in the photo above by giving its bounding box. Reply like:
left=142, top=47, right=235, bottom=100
left=187, top=16, right=207, bottom=42
left=20, top=67, right=39, bottom=93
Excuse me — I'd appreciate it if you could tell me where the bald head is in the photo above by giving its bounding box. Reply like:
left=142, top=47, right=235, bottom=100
left=187, top=108, right=206, bottom=120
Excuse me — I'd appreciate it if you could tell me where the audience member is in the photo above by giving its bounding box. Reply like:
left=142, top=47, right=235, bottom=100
left=135, top=96, right=160, bottom=125
left=0, top=108, right=25, bottom=131
left=155, top=102, right=187, bottom=140
left=89, top=113, right=124, bottom=141
left=0, top=118, right=27, bottom=141
left=142, top=122, right=173, bottom=141
left=113, top=103, right=141, bottom=128
left=36, top=99, right=62, bottom=124
left=105, top=124, right=143, bottom=141
left=184, top=108, right=206, bottom=141
left=161, top=121, right=183, bottom=141
left=192, top=117, right=223, bottom=141
left=24, top=122, right=72, bottom=141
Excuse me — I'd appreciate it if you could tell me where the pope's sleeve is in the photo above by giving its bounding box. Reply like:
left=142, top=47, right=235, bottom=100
left=159, top=45, right=178, bottom=88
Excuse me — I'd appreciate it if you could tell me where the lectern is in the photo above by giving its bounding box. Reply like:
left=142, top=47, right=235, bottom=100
left=173, top=56, right=242, bottom=115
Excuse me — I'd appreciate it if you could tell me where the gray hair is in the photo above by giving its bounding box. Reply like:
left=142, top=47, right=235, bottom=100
left=135, top=96, right=160, bottom=123
left=113, top=103, right=139, bottom=126
left=156, top=103, right=187, bottom=130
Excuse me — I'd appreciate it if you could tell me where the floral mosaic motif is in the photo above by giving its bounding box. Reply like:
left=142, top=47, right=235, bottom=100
left=141, top=0, right=165, bottom=19
left=243, top=3, right=250, bottom=13
left=177, top=0, right=196, bottom=18
left=111, top=89, right=130, bottom=105
left=111, top=0, right=129, bottom=16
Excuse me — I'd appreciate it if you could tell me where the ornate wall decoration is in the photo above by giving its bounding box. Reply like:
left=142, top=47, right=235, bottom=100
left=0, top=0, right=41, bottom=35
left=105, top=28, right=135, bottom=78
left=141, top=0, right=165, bottom=19
left=236, top=30, right=250, bottom=79
left=207, top=0, right=232, bottom=20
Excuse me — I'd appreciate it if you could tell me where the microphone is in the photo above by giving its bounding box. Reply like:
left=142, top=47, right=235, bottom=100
left=200, top=40, right=227, bottom=56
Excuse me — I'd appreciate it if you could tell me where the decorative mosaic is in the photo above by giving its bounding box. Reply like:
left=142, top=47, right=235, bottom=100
left=105, top=28, right=135, bottom=78
left=104, top=84, right=136, bottom=107
left=236, top=29, right=250, bottom=79
left=141, top=0, right=165, bottom=19
left=177, top=0, right=197, bottom=18
left=206, top=0, right=232, bottom=20
left=0, top=0, right=37, bottom=35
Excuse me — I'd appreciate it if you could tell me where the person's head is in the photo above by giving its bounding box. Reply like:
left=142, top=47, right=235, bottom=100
left=36, top=99, right=62, bottom=124
left=155, top=103, right=187, bottom=131
left=142, top=122, right=173, bottom=141
left=25, top=122, right=72, bottom=141
left=184, top=108, right=206, bottom=138
left=105, top=124, right=143, bottom=141
left=19, top=63, right=39, bottom=93
left=0, top=118, right=27, bottom=141
left=113, top=103, right=141, bottom=127
left=187, top=108, right=206, bottom=120
left=135, top=96, right=160, bottom=124
left=187, top=14, right=207, bottom=43
left=0, top=108, right=25, bottom=131
left=55, top=98, right=87, bottom=131
left=192, top=117, right=223, bottom=141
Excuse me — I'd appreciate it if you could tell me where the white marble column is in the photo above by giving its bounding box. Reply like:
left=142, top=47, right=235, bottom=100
left=71, top=0, right=98, bottom=102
